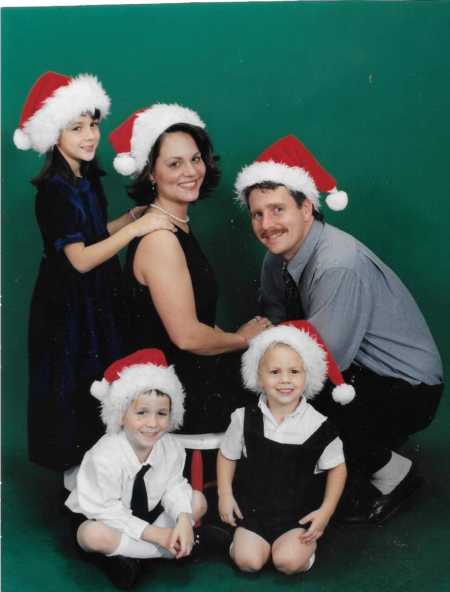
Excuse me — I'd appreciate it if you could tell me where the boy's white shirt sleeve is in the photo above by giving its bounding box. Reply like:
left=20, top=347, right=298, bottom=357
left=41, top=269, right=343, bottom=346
left=160, top=437, right=193, bottom=522
left=219, top=408, right=245, bottom=460
left=315, top=436, right=345, bottom=472
left=74, top=451, right=149, bottom=541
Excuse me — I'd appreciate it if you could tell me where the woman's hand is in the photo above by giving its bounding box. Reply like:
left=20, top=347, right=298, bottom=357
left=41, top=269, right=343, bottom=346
left=237, top=316, right=272, bottom=343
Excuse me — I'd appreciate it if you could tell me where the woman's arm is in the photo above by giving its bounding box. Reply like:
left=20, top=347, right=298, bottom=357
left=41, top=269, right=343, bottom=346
left=64, top=212, right=174, bottom=274
left=134, top=230, right=268, bottom=355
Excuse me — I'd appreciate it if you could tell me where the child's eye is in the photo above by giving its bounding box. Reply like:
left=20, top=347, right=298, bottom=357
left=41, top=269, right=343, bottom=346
left=270, top=369, right=280, bottom=375
left=71, top=126, right=81, bottom=132
left=90, top=121, right=99, bottom=128
left=136, top=410, right=147, bottom=416
left=158, top=411, right=169, bottom=417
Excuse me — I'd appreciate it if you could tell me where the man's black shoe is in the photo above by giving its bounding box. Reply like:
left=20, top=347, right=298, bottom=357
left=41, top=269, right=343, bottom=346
left=102, top=556, right=141, bottom=590
left=366, top=472, right=424, bottom=524
left=338, top=470, right=423, bottom=525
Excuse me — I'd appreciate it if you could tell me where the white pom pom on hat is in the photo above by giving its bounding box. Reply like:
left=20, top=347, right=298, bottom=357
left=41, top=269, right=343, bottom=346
left=112, top=153, right=138, bottom=176
left=13, top=128, right=32, bottom=151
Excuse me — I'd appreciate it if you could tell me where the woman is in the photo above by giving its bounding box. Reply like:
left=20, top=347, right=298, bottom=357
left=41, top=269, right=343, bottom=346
left=109, top=103, right=269, bottom=433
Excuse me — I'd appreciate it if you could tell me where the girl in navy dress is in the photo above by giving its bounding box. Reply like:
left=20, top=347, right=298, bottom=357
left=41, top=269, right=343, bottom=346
left=14, top=72, right=174, bottom=481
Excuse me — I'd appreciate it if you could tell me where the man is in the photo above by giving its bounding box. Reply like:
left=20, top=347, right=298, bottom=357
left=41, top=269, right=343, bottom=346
left=235, top=135, right=444, bottom=524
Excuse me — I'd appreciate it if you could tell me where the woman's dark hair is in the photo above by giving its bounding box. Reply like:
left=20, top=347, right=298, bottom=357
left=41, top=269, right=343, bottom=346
left=127, top=122, right=221, bottom=205
left=243, top=181, right=324, bottom=222
left=31, top=109, right=104, bottom=188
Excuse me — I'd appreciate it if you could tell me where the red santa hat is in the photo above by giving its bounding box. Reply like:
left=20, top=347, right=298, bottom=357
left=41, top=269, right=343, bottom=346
left=91, top=348, right=185, bottom=434
left=13, top=71, right=110, bottom=154
left=241, top=320, right=355, bottom=405
left=235, top=134, right=348, bottom=211
left=109, top=103, right=205, bottom=176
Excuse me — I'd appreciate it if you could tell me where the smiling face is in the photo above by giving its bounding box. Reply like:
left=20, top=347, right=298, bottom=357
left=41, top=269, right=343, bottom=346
left=257, top=343, right=306, bottom=416
left=248, top=185, right=314, bottom=261
left=121, top=391, right=171, bottom=461
left=57, top=113, right=100, bottom=176
left=150, top=131, right=206, bottom=211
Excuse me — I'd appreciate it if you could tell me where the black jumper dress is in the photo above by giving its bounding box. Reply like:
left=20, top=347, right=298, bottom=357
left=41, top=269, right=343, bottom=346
left=234, top=402, right=339, bottom=544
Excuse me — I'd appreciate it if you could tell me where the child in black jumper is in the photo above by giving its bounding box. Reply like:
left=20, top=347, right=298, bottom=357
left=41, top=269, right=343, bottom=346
left=218, top=321, right=349, bottom=574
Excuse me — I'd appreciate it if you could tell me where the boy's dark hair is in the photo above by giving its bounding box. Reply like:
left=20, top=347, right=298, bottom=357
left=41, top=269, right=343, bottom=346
left=127, top=123, right=221, bottom=205
left=31, top=109, right=104, bottom=188
left=244, top=181, right=324, bottom=222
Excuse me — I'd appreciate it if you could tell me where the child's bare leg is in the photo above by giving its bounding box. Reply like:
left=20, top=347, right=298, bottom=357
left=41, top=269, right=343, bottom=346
left=191, top=490, right=207, bottom=522
left=230, top=527, right=271, bottom=572
left=272, top=529, right=317, bottom=575
left=77, top=520, right=122, bottom=555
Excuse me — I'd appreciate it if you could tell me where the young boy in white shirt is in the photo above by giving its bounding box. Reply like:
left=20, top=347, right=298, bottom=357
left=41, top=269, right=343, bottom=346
left=218, top=321, right=349, bottom=575
left=66, top=348, right=206, bottom=589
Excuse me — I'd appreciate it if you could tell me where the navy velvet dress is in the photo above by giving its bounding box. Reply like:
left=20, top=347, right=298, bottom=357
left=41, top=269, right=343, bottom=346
left=124, top=226, right=249, bottom=434
left=28, top=171, right=124, bottom=471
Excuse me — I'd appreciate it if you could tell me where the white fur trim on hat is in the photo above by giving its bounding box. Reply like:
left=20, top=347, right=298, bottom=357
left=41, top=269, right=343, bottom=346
left=116, top=103, right=205, bottom=176
left=235, top=160, right=320, bottom=209
left=241, top=325, right=327, bottom=400
left=17, top=74, right=110, bottom=154
left=91, top=363, right=185, bottom=435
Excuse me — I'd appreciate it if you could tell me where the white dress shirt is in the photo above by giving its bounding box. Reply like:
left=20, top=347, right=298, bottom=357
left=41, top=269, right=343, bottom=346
left=220, top=395, right=345, bottom=472
left=66, top=431, right=192, bottom=541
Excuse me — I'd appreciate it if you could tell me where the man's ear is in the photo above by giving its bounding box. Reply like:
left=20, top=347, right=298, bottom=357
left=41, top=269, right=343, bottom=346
left=301, top=198, right=314, bottom=221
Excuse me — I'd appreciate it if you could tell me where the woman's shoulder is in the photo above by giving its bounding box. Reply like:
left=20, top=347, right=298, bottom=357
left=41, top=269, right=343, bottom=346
left=135, top=228, right=184, bottom=263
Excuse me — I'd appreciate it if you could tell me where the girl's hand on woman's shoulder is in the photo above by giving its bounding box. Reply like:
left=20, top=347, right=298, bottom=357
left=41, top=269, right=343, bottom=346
left=130, top=211, right=176, bottom=238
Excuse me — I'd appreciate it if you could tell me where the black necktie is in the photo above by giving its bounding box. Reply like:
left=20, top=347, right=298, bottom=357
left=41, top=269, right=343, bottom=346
left=282, top=262, right=304, bottom=320
left=130, top=464, right=151, bottom=521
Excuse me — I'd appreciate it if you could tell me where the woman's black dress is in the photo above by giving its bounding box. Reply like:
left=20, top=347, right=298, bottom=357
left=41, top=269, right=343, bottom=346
left=123, top=226, right=248, bottom=434
left=28, top=173, right=125, bottom=471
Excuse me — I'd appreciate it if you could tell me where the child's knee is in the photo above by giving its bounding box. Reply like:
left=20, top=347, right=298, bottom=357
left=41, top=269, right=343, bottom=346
left=233, top=553, right=266, bottom=573
left=191, top=490, right=207, bottom=520
left=77, top=521, right=119, bottom=554
left=272, top=547, right=313, bottom=575
left=231, top=544, right=268, bottom=573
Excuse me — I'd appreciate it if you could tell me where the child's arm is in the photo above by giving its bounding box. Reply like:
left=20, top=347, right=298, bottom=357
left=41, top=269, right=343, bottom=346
left=169, top=512, right=194, bottom=559
left=64, top=211, right=175, bottom=273
left=106, top=206, right=147, bottom=235
left=298, top=462, right=347, bottom=544
left=217, top=451, right=243, bottom=526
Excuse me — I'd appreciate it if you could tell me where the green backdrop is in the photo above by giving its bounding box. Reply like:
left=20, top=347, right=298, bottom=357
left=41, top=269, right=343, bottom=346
left=2, top=2, right=450, bottom=591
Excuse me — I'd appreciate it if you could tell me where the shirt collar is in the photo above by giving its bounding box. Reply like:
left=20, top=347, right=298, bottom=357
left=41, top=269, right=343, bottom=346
left=258, top=394, right=308, bottom=424
left=287, top=220, right=324, bottom=283
left=118, top=430, right=162, bottom=477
